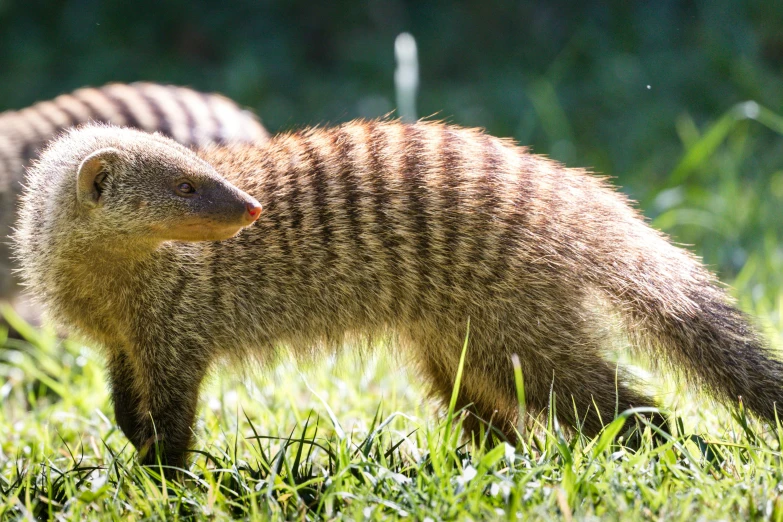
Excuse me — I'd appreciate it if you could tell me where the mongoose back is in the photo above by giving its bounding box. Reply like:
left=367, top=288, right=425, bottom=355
left=0, top=82, right=269, bottom=306
left=15, top=121, right=783, bottom=468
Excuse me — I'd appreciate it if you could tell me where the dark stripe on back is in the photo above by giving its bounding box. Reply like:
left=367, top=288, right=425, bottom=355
left=0, top=146, right=14, bottom=184
left=20, top=141, right=40, bottom=164
left=53, top=95, right=92, bottom=126
left=460, top=133, right=498, bottom=288
left=333, top=126, right=371, bottom=288
left=481, top=135, right=508, bottom=285
left=169, top=87, right=197, bottom=145
left=18, top=110, right=52, bottom=163
left=29, top=106, right=62, bottom=136
left=101, top=90, right=143, bottom=130
left=401, top=124, right=431, bottom=313
left=438, top=127, right=462, bottom=291
left=165, top=262, right=190, bottom=325
left=199, top=92, right=224, bottom=143
left=136, top=87, right=173, bottom=138
left=208, top=244, right=224, bottom=315
left=366, top=122, right=401, bottom=312
left=50, top=102, right=77, bottom=128
left=284, top=137, right=304, bottom=238
left=333, top=127, right=364, bottom=257
left=491, top=149, right=532, bottom=284
left=260, top=150, right=295, bottom=281
left=279, top=137, right=303, bottom=282
left=75, top=91, right=114, bottom=124
left=302, top=133, right=335, bottom=265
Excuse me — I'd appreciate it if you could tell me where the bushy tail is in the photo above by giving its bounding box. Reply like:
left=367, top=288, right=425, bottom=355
left=597, top=222, right=783, bottom=423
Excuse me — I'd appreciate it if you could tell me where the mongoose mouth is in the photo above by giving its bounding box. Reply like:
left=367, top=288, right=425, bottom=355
left=160, top=198, right=261, bottom=242
left=165, top=220, right=255, bottom=242
left=152, top=205, right=260, bottom=242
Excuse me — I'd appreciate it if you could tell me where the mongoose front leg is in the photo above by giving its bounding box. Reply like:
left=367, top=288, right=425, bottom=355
left=107, top=351, right=145, bottom=448
left=108, top=346, right=209, bottom=468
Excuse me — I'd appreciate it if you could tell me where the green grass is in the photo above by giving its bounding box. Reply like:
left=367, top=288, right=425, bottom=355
left=4, top=322, right=783, bottom=520
left=3, top=105, right=783, bottom=520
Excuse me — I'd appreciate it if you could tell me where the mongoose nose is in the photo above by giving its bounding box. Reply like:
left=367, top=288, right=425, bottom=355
left=245, top=200, right=262, bottom=222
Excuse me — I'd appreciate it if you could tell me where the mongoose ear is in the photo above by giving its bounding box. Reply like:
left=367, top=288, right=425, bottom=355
left=77, top=148, right=122, bottom=208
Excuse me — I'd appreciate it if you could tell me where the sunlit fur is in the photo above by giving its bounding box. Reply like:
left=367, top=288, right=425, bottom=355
left=15, top=121, right=783, bottom=467
left=0, top=82, right=269, bottom=305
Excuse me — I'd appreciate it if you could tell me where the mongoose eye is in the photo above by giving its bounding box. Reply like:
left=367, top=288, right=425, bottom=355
left=176, top=182, right=195, bottom=196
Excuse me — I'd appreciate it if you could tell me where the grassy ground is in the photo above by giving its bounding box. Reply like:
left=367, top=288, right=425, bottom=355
left=4, top=315, right=783, bottom=520
left=2, top=107, right=783, bottom=520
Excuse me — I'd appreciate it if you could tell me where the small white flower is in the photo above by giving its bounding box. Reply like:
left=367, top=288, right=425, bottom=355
left=90, top=471, right=107, bottom=492
left=456, top=464, right=478, bottom=487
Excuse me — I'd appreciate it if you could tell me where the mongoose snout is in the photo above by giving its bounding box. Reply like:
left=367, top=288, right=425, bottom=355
left=244, top=200, right=262, bottom=222
left=169, top=176, right=262, bottom=240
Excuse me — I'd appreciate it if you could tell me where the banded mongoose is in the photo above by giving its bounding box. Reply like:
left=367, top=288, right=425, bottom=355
left=0, top=82, right=269, bottom=310
left=15, top=120, right=783, bottom=468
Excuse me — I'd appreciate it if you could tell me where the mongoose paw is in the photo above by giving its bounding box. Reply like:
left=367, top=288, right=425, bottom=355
left=137, top=434, right=186, bottom=469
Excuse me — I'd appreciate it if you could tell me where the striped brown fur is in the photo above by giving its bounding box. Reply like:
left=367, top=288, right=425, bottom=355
left=15, top=120, right=783, bottom=468
left=0, top=82, right=269, bottom=308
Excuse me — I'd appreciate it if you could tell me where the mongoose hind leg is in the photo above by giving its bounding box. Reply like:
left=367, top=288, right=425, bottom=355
left=533, top=354, right=662, bottom=440
left=107, top=347, right=209, bottom=468
left=405, top=316, right=664, bottom=447
left=404, top=322, right=522, bottom=444
left=511, top=291, right=667, bottom=444
left=420, top=352, right=520, bottom=444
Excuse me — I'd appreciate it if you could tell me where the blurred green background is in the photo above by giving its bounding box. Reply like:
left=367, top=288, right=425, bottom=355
left=2, top=0, right=783, bottom=319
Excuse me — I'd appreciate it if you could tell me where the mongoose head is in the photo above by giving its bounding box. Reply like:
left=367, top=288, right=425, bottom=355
left=21, top=124, right=262, bottom=246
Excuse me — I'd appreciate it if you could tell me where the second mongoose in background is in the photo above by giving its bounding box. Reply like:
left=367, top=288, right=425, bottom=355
left=15, top=121, right=783, bottom=468
left=0, top=82, right=269, bottom=309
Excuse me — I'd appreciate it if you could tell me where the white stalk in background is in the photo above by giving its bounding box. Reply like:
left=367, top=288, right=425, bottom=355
left=394, top=32, right=419, bottom=123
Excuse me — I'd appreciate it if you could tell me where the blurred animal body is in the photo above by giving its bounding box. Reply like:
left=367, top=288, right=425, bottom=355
left=0, top=82, right=269, bottom=306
